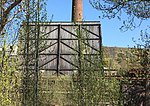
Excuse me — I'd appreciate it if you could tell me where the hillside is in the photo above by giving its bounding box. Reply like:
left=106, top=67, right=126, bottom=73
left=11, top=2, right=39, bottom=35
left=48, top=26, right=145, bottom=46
left=103, top=46, right=143, bottom=70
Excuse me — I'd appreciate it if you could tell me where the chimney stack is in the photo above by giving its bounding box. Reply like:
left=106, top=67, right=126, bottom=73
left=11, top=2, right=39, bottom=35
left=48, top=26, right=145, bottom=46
left=72, top=0, right=83, bottom=22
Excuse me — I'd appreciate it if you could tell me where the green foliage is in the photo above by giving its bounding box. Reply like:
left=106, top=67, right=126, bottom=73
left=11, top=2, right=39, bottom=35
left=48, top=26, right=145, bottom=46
left=118, top=34, right=150, bottom=105
left=38, top=74, right=54, bottom=106
left=70, top=57, right=122, bottom=105
left=68, top=26, right=123, bottom=106
left=0, top=41, right=21, bottom=106
left=39, top=75, right=72, bottom=106
left=19, top=0, right=48, bottom=105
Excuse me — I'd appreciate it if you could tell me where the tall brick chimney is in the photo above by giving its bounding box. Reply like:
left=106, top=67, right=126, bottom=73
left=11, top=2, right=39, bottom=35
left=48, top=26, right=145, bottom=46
left=72, top=0, right=83, bottom=22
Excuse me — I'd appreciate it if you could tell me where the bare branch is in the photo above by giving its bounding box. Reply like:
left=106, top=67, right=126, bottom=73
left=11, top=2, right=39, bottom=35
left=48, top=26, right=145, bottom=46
left=90, top=0, right=150, bottom=30
left=0, top=0, right=23, bottom=33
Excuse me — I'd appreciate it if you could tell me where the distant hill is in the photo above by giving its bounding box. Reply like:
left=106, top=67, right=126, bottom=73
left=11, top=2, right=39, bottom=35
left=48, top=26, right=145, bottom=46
left=102, top=46, right=142, bottom=70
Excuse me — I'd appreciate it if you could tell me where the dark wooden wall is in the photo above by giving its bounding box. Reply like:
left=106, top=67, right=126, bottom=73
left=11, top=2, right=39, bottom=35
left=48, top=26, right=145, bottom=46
left=20, top=21, right=102, bottom=75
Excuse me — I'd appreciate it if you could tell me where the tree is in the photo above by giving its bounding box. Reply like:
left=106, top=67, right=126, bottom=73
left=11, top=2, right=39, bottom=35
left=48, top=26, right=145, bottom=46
left=0, top=0, right=24, bottom=34
left=68, top=26, right=123, bottom=106
left=1, top=0, right=48, bottom=105
left=0, top=0, right=24, bottom=105
left=89, top=0, right=150, bottom=31
left=128, top=34, right=150, bottom=106
left=114, top=33, right=150, bottom=106
left=0, top=40, right=21, bottom=106
left=19, top=0, right=49, bottom=105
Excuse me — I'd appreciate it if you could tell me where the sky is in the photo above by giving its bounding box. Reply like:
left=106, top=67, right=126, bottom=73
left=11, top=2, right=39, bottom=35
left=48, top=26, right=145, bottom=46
left=46, top=0, right=149, bottom=47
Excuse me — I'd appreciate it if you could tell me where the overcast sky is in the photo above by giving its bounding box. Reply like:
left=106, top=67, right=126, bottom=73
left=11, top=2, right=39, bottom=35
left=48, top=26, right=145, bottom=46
left=46, top=0, right=149, bottom=47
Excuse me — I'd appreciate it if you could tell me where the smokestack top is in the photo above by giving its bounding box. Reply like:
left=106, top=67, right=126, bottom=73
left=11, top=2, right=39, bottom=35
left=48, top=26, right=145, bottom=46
left=72, top=0, right=83, bottom=22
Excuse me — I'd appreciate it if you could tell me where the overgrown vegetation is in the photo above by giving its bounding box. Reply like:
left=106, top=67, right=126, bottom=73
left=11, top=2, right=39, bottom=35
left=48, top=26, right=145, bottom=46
left=0, top=0, right=149, bottom=106
left=67, top=26, right=123, bottom=106
left=0, top=41, right=21, bottom=105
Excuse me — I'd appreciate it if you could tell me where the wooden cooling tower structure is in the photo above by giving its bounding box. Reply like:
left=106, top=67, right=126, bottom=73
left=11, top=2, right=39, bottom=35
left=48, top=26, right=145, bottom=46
left=19, top=22, right=102, bottom=75
left=19, top=0, right=102, bottom=75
